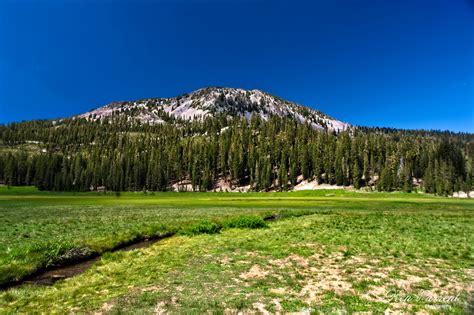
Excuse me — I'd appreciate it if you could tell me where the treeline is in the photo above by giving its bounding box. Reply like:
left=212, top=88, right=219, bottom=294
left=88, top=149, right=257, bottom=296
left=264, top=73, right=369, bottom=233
left=0, top=116, right=472, bottom=195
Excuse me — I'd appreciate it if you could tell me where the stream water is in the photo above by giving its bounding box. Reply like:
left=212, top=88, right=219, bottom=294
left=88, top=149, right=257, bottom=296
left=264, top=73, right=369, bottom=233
left=2, top=233, right=173, bottom=290
left=2, top=215, right=278, bottom=290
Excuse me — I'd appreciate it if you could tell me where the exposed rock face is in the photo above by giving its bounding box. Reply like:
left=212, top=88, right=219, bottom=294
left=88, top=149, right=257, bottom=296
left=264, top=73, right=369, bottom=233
left=78, top=87, right=350, bottom=132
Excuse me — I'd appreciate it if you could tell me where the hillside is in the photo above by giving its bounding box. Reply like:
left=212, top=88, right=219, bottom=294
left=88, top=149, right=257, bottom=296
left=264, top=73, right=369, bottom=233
left=78, top=87, right=350, bottom=132
left=1, top=117, right=472, bottom=195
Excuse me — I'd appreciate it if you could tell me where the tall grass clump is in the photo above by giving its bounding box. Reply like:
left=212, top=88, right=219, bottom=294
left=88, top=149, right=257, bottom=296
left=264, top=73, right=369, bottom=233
left=223, top=215, right=268, bottom=229
left=179, top=221, right=222, bottom=236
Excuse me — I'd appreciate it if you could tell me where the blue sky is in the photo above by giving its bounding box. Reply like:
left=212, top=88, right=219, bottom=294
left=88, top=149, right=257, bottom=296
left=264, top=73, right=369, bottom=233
left=0, top=0, right=473, bottom=132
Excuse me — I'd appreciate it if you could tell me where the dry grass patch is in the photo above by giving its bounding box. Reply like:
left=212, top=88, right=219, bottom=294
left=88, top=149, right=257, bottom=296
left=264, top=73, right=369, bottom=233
left=240, top=250, right=473, bottom=312
left=240, top=265, right=269, bottom=280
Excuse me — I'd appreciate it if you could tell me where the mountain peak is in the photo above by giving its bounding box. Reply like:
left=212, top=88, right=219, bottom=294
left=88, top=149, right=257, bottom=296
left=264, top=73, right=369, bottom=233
left=78, top=87, right=350, bottom=132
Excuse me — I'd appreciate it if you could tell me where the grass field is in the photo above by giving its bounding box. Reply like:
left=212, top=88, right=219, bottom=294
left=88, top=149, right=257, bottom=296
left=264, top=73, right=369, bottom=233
left=0, top=186, right=473, bottom=313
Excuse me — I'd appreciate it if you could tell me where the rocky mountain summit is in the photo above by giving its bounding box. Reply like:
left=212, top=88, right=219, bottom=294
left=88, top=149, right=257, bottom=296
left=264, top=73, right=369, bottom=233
left=79, top=87, right=350, bottom=132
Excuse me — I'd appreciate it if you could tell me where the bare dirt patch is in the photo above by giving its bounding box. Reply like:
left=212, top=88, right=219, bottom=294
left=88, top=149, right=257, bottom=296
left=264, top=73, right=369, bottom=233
left=154, top=301, right=167, bottom=315
left=242, top=251, right=473, bottom=311
left=252, top=302, right=270, bottom=314
left=220, top=255, right=232, bottom=265
left=269, top=287, right=287, bottom=295
left=240, top=265, right=269, bottom=280
left=270, top=254, right=309, bottom=269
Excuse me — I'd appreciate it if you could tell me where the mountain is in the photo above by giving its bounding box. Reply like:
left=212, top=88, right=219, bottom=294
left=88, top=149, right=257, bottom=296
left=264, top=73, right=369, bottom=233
left=1, top=87, right=472, bottom=196
left=78, top=87, right=350, bottom=132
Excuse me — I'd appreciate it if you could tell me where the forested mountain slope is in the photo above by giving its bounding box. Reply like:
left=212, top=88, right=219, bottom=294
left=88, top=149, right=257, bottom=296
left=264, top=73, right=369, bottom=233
left=0, top=113, right=472, bottom=195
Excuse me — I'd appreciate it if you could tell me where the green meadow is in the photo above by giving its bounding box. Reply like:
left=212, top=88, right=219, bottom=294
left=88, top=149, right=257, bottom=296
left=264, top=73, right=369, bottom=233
left=0, top=186, right=473, bottom=313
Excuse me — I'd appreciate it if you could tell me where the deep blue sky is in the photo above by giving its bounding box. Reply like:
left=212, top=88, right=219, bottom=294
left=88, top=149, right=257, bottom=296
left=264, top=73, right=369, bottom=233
left=1, top=0, right=473, bottom=132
